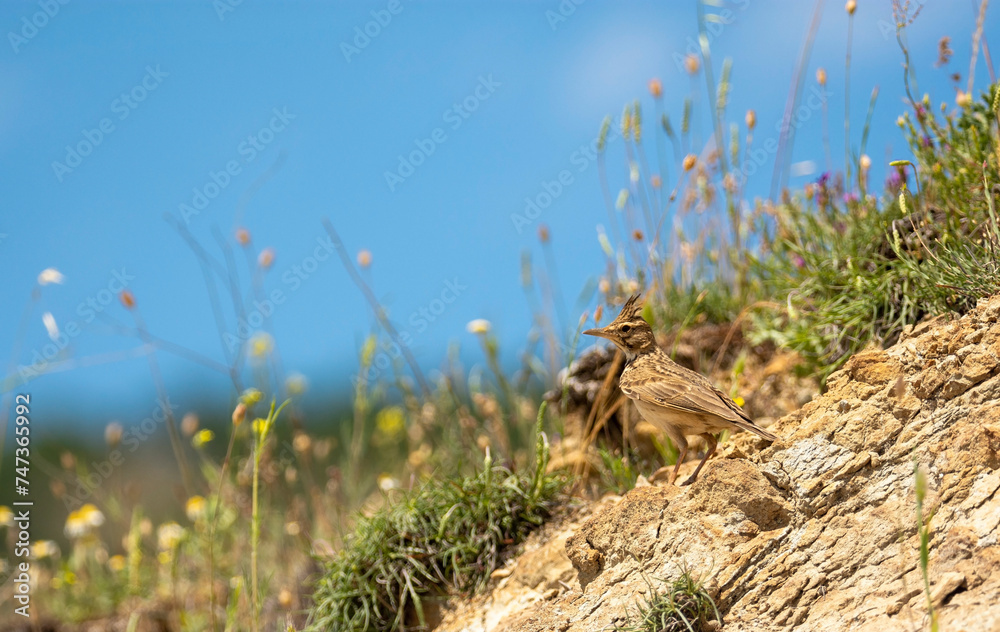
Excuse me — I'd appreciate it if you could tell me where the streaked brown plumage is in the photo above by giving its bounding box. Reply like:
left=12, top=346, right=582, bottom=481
left=584, top=293, right=777, bottom=485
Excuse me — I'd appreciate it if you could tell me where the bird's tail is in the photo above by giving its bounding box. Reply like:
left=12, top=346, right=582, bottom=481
left=731, top=419, right=779, bottom=442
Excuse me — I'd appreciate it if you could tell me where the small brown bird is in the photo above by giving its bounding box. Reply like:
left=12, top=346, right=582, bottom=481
left=584, top=293, right=777, bottom=485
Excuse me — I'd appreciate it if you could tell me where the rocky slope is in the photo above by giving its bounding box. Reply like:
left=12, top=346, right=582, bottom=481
left=436, top=295, right=1000, bottom=631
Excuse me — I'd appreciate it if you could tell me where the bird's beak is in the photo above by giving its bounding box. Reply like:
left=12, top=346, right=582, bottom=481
left=583, top=326, right=614, bottom=341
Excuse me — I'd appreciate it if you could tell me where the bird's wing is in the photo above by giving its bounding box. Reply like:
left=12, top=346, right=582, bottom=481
left=620, top=359, right=778, bottom=441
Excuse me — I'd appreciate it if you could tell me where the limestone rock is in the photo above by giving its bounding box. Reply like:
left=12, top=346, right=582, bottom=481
left=436, top=295, right=1000, bottom=632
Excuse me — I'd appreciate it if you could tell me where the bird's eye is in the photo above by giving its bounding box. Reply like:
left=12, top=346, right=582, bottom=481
left=620, top=324, right=631, bottom=333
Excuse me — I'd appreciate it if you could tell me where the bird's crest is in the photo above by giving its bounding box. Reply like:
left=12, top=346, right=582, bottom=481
left=616, top=292, right=645, bottom=322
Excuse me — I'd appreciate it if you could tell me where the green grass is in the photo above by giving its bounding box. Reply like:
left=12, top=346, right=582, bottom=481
left=307, top=405, right=565, bottom=632
left=914, top=460, right=938, bottom=632
left=616, top=570, right=721, bottom=632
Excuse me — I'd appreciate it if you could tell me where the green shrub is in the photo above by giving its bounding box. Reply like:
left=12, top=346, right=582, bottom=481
left=307, top=406, right=564, bottom=632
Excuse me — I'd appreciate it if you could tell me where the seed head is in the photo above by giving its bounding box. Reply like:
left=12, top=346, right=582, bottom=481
left=120, top=290, right=136, bottom=309
left=684, top=54, right=700, bottom=75
left=181, top=413, right=199, bottom=437
left=37, top=268, right=65, bottom=285
left=648, top=78, right=663, bottom=98
left=357, top=249, right=372, bottom=269
left=105, top=422, right=123, bottom=448
left=258, top=247, right=275, bottom=269
left=232, top=402, right=247, bottom=426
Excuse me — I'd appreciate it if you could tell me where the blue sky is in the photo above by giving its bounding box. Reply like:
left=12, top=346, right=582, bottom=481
left=1, top=0, right=997, bottom=432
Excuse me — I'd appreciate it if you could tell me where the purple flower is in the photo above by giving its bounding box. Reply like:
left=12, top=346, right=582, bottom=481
left=886, top=167, right=907, bottom=192
left=922, top=136, right=932, bottom=148
left=793, top=255, right=806, bottom=269
left=842, top=193, right=859, bottom=204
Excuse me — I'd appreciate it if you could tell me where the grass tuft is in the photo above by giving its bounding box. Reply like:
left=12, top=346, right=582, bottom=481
left=616, top=569, right=721, bottom=632
left=307, top=404, right=565, bottom=632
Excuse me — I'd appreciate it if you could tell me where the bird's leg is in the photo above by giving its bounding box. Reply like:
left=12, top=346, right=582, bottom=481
left=669, top=442, right=688, bottom=485
left=680, top=433, right=718, bottom=486
left=650, top=435, right=687, bottom=485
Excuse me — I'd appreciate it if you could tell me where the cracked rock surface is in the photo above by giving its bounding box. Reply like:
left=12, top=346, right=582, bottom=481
left=436, top=295, right=1000, bottom=631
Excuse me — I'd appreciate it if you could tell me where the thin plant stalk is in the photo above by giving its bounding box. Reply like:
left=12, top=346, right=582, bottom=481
left=845, top=3, right=855, bottom=188
left=250, top=398, right=290, bottom=632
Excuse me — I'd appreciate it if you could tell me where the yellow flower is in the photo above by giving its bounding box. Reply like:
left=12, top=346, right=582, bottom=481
left=185, top=496, right=207, bottom=522
left=377, top=473, right=399, bottom=492
left=956, top=91, right=972, bottom=107
left=157, top=522, right=185, bottom=551
left=745, top=109, right=757, bottom=130
left=241, top=388, right=264, bottom=406
left=734, top=396, right=745, bottom=407
left=286, top=373, right=308, bottom=395
left=859, top=154, right=872, bottom=171
left=816, top=67, right=827, bottom=86
left=466, top=319, right=492, bottom=335
left=845, top=0, right=856, bottom=15
left=79, top=504, right=105, bottom=529
left=682, top=154, right=697, bottom=171
left=108, top=555, right=126, bottom=572
left=249, top=332, right=274, bottom=358
left=192, top=429, right=215, bottom=447
left=64, top=510, right=88, bottom=539
left=375, top=406, right=405, bottom=440
left=32, top=540, right=60, bottom=559
left=648, top=78, right=662, bottom=98
left=0, top=506, right=12, bottom=527
left=236, top=227, right=251, bottom=246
